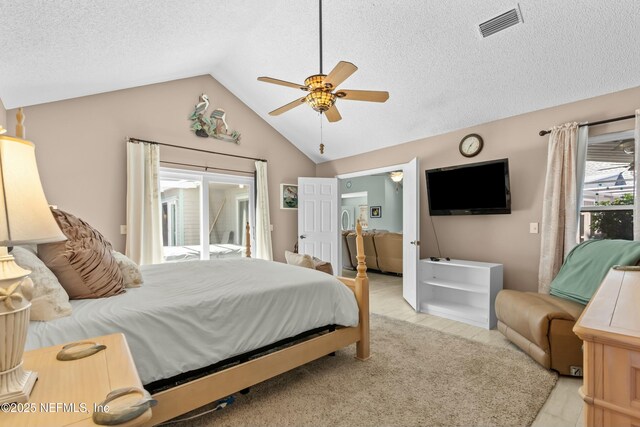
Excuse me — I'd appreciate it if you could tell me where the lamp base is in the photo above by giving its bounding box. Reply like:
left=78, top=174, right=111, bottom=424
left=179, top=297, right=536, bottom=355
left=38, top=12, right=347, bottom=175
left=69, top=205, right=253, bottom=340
left=0, top=367, right=37, bottom=404
left=0, top=246, right=37, bottom=404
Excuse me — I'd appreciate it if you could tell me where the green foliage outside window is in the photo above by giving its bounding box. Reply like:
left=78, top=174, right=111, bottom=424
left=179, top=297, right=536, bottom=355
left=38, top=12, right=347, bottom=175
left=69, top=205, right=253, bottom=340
left=590, top=193, right=634, bottom=240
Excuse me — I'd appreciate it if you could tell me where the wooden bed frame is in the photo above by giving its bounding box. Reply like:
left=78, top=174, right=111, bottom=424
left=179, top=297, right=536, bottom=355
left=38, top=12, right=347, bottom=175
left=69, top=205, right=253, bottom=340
left=145, top=224, right=370, bottom=425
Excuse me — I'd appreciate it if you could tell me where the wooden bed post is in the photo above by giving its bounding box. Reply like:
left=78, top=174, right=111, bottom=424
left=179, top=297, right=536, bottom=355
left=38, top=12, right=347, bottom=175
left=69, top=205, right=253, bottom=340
left=354, top=220, right=370, bottom=361
left=245, top=221, right=251, bottom=258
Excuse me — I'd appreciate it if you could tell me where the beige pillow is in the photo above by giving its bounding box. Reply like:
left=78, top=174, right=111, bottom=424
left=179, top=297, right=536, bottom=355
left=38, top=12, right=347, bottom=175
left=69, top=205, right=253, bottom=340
left=284, top=251, right=315, bottom=269
left=11, top=246, right=72, bottom=321
left=38, top=209, right=125, bottom=300
left=112, top=251, right=143, bottom=288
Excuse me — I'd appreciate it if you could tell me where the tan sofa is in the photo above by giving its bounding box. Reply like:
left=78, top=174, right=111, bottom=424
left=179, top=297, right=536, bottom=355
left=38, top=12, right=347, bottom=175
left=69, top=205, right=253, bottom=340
left=495, top=290, right=584, bottom=376
left=375, top=232, right=403, bottom=274
left=344, top=230, right=402, bottom=274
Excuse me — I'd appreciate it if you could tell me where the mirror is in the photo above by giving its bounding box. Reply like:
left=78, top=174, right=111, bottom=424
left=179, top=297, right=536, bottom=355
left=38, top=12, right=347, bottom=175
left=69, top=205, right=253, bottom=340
left=341, top=209, right=350, bottom=231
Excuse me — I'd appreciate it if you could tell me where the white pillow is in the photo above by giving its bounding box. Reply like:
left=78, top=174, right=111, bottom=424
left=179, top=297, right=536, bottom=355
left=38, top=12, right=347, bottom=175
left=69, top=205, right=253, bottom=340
left=284, top=250, right=315, bottom=269
left=112, top=251, right=143, bottom=288
left=11, top=246, right=72, bottom=321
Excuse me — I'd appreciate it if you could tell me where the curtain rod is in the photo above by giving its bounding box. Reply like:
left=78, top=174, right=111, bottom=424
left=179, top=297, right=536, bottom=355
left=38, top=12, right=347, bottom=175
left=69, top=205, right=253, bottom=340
left=160, top=160, right=255, bottom=175
left=538, top=114, right=636, bottom=136
left=127, top=137, right=267, bottom=162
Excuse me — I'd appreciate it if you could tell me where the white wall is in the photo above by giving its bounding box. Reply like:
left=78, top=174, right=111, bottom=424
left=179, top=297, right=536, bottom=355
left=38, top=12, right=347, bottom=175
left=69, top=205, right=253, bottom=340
left=0, top=98, right=6, bottom=130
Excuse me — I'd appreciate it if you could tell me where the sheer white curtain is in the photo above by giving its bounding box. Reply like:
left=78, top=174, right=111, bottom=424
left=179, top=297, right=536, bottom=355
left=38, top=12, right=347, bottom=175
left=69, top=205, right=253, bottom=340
left=575, top=126, right=589, bottom=212
left=254, top=161, right=273, bottom=260
left=538, top=122, right=580, bottom=294
left=634, top=110, right=640, bottom=241
left=126, top=141, right=163, bottom=265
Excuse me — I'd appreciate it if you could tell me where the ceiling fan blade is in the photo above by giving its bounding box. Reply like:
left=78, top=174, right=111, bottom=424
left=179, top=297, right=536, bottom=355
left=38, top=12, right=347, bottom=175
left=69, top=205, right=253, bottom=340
left=268, top=97, right=306, bottom=116
left=597, top=164, right=631, bottom=171
left=258, top=77, right=307, bottom=91
left=323, top=61, right=358, bottom=89
left=336, top=89, right=389, bottom=103
left=325, top=105, right=342, bottom=122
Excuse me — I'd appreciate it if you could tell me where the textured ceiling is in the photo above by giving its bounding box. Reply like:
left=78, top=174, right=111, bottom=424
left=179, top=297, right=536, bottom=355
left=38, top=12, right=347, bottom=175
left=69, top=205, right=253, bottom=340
left=1, top=1, right=640, bottom=163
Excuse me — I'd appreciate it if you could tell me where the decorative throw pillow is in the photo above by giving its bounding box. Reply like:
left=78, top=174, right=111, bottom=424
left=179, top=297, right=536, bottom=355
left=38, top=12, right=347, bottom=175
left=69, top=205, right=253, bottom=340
left=312, top=257, right=334, bottom=275
left=37, top=209, right=125, bottom=299
left=112, top=251, right=143, bottom=288
left=11, top=246, right=72, bottom=321
left=284, top=250, right=315, bottom=269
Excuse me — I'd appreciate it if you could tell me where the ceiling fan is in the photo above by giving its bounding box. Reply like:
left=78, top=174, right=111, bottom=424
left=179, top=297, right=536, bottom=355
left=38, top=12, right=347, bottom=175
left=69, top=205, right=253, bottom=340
left=257, top=0, right=389, bottom=122
left=612, top=139, right=635, bottom=155
left=597, top=139, right=636, bottom=172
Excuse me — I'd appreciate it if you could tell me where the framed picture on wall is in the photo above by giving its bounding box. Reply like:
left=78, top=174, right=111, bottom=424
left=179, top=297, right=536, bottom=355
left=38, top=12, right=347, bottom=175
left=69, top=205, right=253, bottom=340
left=370, top=206, right=382, bottom=218
left=280, top=184, right=298, bottom=209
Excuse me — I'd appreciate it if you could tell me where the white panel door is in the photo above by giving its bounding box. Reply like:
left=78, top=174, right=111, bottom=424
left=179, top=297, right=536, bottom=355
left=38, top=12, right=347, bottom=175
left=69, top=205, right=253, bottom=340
left=298, top=178, right=339, bottom=274
left=403, top=158, right=420, bottom=309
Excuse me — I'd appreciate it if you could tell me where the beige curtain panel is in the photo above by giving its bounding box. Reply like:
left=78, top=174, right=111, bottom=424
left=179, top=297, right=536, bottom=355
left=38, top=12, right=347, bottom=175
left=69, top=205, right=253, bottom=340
left=254, top=161, right=273, bottom=261
left=538, top=122, right=579, bottom=294
left=125, top=141, right=163, bottom=265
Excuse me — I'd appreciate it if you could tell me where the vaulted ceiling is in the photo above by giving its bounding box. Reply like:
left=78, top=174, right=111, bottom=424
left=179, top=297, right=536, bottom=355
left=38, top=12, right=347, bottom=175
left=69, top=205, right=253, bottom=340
left=1, top=1, right=639, bottom=163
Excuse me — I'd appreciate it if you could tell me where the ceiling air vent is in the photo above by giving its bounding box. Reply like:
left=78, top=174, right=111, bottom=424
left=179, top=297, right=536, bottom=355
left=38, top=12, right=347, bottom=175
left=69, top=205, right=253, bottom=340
left=479, top=6, right=523, bottom=38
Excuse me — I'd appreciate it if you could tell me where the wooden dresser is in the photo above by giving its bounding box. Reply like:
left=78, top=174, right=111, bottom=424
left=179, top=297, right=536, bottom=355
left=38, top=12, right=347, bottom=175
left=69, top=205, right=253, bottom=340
left=574, top=267, right=640, bottom=427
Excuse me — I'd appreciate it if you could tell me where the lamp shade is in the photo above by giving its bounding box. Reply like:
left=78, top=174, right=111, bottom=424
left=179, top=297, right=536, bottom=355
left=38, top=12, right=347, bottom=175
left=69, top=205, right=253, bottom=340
left=0, top=135, right=66, bottom=246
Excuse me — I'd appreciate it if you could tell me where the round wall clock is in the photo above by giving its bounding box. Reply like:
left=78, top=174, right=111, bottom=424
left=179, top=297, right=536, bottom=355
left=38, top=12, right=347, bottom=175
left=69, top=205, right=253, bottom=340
left=346, top=181, right=352, bottom=189
left=459, top=134, right=484, bottom=158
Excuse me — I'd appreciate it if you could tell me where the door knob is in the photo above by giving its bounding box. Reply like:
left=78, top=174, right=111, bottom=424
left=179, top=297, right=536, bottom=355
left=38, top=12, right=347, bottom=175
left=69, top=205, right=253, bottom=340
left=300, top=235, right=307, bottom=239
left=410, top=240, right=420, bottom=246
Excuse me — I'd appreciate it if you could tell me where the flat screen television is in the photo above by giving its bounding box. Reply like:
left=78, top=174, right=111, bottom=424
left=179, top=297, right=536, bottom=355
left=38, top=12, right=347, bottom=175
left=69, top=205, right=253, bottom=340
left=425, top=158, right=511, bottom=216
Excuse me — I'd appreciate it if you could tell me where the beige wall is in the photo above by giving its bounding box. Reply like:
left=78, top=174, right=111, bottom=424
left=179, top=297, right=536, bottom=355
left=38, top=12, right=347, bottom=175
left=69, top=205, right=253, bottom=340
left=6, top=75, right=314, bottom=261
left=317, top=85, right=640, bottom=292
left=0, top=98, right=6, bottom=130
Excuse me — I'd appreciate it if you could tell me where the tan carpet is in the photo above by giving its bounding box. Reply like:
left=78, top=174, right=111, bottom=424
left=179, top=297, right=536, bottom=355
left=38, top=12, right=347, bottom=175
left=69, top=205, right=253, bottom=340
left=167, top=315, right=557, bottom=427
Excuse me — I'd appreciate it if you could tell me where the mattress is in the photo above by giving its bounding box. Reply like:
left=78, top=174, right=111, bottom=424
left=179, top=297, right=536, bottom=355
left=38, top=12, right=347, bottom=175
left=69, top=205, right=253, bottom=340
left=26, top=258, right=359, bottom=384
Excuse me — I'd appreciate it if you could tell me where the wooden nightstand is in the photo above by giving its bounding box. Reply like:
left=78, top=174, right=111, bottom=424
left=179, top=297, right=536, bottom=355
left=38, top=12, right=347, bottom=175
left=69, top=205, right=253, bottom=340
left=0, top=333, right=151, bottom=427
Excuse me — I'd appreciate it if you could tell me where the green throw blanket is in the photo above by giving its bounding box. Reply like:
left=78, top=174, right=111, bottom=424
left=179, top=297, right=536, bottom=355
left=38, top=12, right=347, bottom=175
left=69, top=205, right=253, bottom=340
left=549, top=239, right=640, bottom=305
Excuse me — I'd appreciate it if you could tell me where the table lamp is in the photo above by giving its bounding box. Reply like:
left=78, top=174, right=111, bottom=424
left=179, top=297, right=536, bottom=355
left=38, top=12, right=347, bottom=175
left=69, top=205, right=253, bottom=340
left=0, top=133, right=66, bottom=403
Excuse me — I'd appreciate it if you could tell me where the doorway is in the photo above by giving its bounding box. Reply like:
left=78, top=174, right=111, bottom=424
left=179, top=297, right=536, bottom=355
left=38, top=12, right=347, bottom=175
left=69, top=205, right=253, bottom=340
left=336, top=158, right=420, bottom=309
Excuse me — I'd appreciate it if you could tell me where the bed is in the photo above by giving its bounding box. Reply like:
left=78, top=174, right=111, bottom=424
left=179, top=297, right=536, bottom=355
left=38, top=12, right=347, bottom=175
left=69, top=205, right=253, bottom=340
left=26, top=223, right=370, bottom=425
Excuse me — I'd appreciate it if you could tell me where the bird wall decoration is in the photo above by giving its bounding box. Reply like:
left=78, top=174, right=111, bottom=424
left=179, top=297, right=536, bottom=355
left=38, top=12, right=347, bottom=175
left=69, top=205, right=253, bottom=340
left=189, top=93, right=241, bottom=144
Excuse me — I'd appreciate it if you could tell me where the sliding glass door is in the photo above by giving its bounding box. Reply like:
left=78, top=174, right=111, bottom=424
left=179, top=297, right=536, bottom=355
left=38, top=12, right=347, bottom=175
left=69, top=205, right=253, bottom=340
left=159, top=168, right=255, bottom=262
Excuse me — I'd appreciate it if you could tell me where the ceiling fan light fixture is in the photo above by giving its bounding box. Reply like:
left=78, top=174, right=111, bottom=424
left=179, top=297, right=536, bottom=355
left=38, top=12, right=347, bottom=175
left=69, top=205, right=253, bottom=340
left=304, top=74, right=327, bottom=90
left=305, top=90, right=336, bottom=112
left=257, top=0, right=388, bottom=121
left=390, top=171, right=404, bottom=183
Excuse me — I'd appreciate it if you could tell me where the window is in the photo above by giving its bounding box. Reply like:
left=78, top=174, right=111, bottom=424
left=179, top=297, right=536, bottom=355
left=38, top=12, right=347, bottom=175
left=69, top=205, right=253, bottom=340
left=162, top=198, right=178, bottom=246
left=580, top=130, right=635, bottom=241
left=159, top=168, right=254, bottom=262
